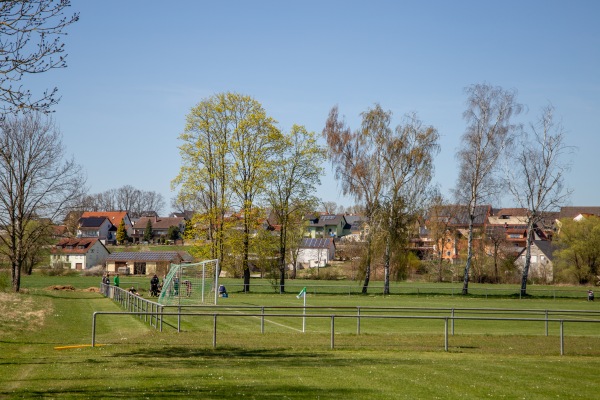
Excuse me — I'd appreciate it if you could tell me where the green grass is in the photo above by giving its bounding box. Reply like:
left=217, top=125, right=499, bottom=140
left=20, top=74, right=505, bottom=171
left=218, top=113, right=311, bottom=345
left=1, top=276, right=600, bottom=398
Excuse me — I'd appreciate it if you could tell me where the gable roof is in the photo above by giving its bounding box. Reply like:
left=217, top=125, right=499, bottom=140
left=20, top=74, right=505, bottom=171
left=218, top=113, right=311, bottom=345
left=78, top=216, right=110, bottom=228
left=517, top=240, right=555, bottom=261
left=51, top=238, right=108, bottom=255
left=428, top=204, right=491, bottom=226
left=559, top=207, right=600, bottom=220
left=134, top=216, right=185, bottom=230
left=81, top=211, right=131, bottom=226
left=308, top=214, right=347, bottom=228
left=299, top=238, right=336, bottom=249
left=105, top=251, right=186, bottom=263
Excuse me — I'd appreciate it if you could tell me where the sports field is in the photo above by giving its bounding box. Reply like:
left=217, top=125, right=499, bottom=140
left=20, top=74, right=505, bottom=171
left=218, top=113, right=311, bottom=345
left=1, top=275, right=600, bottom=399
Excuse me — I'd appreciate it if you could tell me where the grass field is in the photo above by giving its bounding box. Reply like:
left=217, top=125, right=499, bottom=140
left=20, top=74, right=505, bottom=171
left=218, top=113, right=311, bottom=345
left=1, top=275, right=600, bottom=399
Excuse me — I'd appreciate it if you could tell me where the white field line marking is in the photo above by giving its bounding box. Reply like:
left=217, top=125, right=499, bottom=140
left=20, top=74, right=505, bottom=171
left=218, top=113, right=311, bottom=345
left=233, top=310, right=304, bottom=332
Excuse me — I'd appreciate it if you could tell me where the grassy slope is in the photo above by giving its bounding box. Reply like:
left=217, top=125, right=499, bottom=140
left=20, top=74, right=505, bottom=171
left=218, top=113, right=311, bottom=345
left=1, top=277, right=600, bottom=398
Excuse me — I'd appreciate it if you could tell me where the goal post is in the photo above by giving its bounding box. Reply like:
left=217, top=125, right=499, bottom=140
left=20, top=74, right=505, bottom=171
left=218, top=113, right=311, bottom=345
left=157, top=259, right=219, bottom=305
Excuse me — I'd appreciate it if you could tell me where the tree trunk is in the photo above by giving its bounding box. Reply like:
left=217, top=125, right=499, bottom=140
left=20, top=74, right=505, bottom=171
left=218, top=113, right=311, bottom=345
left=520, top=220, right=535, bottom=296
left=361, top=240, right=372, bottom=294
left=462, top=214, right=475, bottom=295
left=243, top=266, right=250, bottom=293
left=383, top=235, right=391, bottom=295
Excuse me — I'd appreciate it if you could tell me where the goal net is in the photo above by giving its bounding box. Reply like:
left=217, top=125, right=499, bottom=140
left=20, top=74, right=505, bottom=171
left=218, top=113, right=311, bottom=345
left=158, top=259, right=219, bottom=305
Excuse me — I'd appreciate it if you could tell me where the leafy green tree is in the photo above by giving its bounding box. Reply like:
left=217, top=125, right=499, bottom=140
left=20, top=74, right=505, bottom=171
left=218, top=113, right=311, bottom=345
left=116, top=219, right=129, bottom=245
left=167, top=225, right=180, bottom=241
left=268, top=125, right=325, bottom=293
left=174, top=92, right=281, bottom=292
left=554, top=217, right=600, bottom=284
left=182, top=219, right=195, bottom=240
left=143, top=219, right=153, bottom=242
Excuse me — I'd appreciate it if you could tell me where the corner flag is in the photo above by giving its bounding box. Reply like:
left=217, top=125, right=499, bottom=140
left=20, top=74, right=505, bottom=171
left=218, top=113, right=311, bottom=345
left=296, top=287, right=306, bottom=299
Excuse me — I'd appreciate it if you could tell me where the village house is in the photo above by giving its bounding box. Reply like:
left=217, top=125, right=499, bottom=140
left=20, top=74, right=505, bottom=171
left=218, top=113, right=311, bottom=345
left=77, top=216, right=115, bottom=243
left=105, top=251, right=193, bottom=276
left=304, top=214, right=348, bottom=239
left=296, top=238, right=336, bottom=269
left=131, top=216, right=186, bottom=242
left=50, top=238, right=110, bottom=270
left=514, top=240, right=555, bottom=283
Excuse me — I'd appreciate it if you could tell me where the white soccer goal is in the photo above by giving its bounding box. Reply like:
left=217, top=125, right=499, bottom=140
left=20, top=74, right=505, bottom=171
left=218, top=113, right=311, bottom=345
left=158, top=259, right=219, bottom=305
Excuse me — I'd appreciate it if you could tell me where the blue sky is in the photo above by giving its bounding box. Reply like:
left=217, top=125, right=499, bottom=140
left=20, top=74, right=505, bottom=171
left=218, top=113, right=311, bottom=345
left=33, top=0, right=600, bottom=212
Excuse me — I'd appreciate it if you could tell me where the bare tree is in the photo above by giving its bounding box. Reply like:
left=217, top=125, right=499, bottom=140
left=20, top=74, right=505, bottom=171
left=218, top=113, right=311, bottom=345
left=77, top=186, right=165, bottom=218
left=506, top=104, right=573, bottom=295
left=0, top=112, right=84, bottom=291
left=321, top=201, right=338, bottom=214
left=0, top=1, right=79, bottom=116
left=323, top=106, right=384, bottom=294
left=454, top=83, right=523, bottom=295
left=374, top=109, right=440, bottom=294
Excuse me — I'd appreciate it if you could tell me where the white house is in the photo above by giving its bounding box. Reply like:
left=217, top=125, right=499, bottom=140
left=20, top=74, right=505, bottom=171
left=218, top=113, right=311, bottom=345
left=515, top=240, right=554, bottom=283
left=50, top=238, right=110, bottom=270
left=77, top=216, right=115, bottom=243
left=296, top=238, right=336, bottom=268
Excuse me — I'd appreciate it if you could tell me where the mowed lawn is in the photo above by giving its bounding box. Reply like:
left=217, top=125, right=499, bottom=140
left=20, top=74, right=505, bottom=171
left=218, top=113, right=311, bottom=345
left=1, top=275, right=600, bottom=399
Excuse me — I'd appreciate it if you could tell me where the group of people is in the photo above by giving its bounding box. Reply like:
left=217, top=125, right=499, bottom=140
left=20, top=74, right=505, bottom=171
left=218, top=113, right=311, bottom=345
left=100, top=272, right=231, bottom=300
left=102, top=273, right=120, bottom=287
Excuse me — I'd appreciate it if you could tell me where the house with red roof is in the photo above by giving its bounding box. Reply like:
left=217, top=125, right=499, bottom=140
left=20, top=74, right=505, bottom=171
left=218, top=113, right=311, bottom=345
left=81, top=211, right=133, bottom=237
left=50, top=238, right=110, bottom=270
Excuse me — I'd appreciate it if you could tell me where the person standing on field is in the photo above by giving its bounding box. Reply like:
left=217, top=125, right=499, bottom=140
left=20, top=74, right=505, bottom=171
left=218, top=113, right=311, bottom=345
left=114, top=273, right=120, bottom=287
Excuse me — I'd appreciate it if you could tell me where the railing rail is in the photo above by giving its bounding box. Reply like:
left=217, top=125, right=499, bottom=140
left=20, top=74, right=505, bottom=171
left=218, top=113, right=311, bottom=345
left=91, top=310, right=600, bottom=355
left=100, top=283, right=164, bottom=331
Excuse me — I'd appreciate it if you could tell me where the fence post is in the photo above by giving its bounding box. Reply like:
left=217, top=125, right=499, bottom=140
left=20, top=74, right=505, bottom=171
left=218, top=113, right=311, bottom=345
left=357, top=307, right=361, bottom=335
left=92, top=312, right=97, bottom=347
left=159, top=305, right=163, bottom=332
left=213, top=314, right=218, bottom=349
left=261, top=306, right=265, bottom=334
left=330, top=316, right=335, bottom=350
left=560, top=320, right=564, bottom=356
left=545, top=310, right=549, bottom=336
left=444, top=317, right=448, bottom=351
left=176, top=305, right=181, bottom=332
left=451, top=308, right=455, bottom=335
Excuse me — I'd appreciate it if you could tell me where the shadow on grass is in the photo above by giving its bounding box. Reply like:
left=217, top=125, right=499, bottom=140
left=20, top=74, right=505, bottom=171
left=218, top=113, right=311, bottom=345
left=1, top=385, right=367, bottom=399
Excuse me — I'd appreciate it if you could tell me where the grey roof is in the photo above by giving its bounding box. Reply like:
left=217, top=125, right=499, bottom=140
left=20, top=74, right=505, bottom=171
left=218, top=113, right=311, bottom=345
left=78, top=216, right=110, bottom=228
left=533, top=240, right=555, bottom=261
left=106, top=251, right=184, bottom=263
left=300, top=238, right=335, bottom=249
left=309, top=214, right=347, bottom=227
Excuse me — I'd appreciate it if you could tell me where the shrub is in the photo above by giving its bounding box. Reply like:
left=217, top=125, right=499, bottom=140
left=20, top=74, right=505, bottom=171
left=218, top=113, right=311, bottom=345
left=80, top=265, right=105, bottom=277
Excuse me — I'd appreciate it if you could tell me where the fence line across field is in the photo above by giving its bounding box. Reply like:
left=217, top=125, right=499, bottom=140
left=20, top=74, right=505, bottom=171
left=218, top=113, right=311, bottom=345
left=91, top=310, right=600, bottom=355
left=157, top=304, right=600, bottom=336
left=99, top=284, right=600, bottom=337
left=109, top=280, right=593, bottom=300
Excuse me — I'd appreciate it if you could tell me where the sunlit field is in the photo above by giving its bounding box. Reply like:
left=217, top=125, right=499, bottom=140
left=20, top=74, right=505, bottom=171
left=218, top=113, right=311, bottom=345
left=1, top=274, right=599, bottom=398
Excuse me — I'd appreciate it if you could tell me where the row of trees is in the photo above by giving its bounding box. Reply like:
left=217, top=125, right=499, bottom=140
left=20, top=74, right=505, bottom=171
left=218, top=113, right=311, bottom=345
left=172, top=93, right=326, bottom=293
left=454, top=83, right=571, bottom=296
left=174, top=84, right=573, bottom=296
left=76, top=186, right=166, bottom=218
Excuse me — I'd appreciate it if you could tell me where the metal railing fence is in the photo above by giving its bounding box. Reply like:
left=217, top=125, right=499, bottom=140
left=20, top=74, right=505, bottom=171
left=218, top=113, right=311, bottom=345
left=91, top=310, right=600, bottom=355
left=100, top=283, right=164, bottom=330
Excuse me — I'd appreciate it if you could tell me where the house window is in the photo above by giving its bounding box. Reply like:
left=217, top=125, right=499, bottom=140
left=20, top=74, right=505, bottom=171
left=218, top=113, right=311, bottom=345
left=531, top=255, right=537, bottom=263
